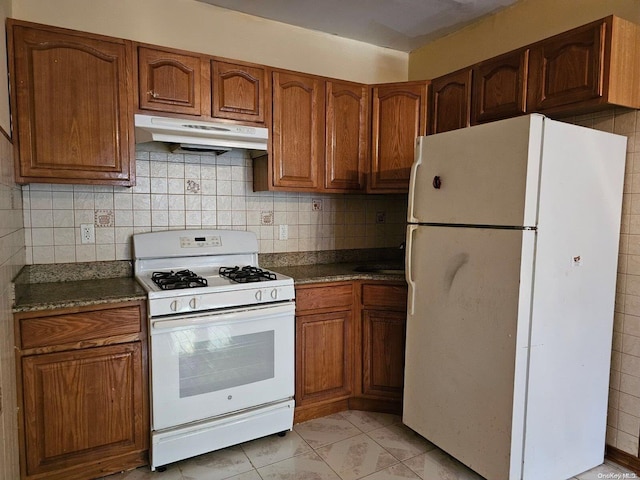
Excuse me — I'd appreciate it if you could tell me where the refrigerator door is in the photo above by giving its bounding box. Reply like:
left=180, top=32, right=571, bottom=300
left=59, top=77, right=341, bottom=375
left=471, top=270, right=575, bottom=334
left=408, top=114, right=543, bottom=227
left=403, top=225, right=535, bottom=480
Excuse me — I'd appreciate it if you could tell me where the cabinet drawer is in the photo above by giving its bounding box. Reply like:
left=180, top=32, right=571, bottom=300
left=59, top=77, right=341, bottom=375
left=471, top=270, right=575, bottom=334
left=296, top=283, right=353, bottom=312
left=19, top=305, right=143, bottom=349
left=361, top=284, right=407, bottom=310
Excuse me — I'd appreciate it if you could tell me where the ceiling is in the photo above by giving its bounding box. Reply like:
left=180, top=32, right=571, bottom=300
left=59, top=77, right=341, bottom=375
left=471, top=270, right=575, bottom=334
left=196, top=0, right=520, bottom=52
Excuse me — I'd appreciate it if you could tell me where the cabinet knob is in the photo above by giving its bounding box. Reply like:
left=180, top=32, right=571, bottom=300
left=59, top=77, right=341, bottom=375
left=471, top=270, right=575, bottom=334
left=433, top=175, right=442, bottom=189
left=147, top=90, right=159, bottom=98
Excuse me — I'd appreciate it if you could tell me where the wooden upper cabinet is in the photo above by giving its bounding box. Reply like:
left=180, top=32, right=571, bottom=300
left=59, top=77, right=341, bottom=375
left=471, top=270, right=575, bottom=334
left=212, top=60, right=267, bottom=123
left=137, top=46, right=208, bottom=117
left=528, top=16, right=640, bottom=114
left=471, top=49, right=528, bottom=124
left=430, top=69, right=472, bottom=134
left=9, top=21, right=134, bottom=186
left=370, top=81, right=428, bottom=193
left=271, top=71, right=325, bottom=190
left=325, top=81, right=368, bottom=192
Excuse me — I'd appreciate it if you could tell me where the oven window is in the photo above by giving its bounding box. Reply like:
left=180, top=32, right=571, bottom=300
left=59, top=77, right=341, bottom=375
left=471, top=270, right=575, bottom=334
left=176, top=329, right=275, bottom=398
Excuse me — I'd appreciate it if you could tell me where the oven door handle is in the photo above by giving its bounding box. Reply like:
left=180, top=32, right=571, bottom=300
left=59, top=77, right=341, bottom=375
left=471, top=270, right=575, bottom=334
left=151, top=302, right=295, bottom=331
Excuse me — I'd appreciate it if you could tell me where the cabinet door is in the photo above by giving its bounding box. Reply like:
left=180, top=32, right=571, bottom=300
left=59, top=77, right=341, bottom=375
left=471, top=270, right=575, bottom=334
left=138, top=46, right=207, bottom=116
left=527, top=21, right=605, bottom=111
left=296, top=310, right=352, bottom=405
left=10, top=22, right=134, bottom=185
left=430, top=69, right=472, bottom=134
left=370, top=82, right=427, bottom=192
left=362, top=309, right=406, bottom=399
left=325, top=81, right=368, bottom=192
left=472, top=50, right=528, bottom=124
left=21, top=343, right=146, bottom=477
left=212, top=60, right=267, bottom=124
left=272, top=71, right=324, bottom=189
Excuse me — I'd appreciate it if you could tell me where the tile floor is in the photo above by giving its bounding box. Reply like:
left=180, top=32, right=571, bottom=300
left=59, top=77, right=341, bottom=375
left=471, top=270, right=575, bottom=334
left=101, top=410, right=638, bottom=480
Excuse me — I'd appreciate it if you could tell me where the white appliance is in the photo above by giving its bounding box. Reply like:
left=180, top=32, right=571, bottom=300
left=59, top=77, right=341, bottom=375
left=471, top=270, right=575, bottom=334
left=134, top=114, right=268, bottom=154
left=403, top=114, right=626, bottom=480
left=133, top=229, right=295, bottom=471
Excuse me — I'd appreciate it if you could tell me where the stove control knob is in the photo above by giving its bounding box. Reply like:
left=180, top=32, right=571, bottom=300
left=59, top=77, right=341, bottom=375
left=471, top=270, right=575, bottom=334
left=189, top=298, right=197, bottom=309
left=271, top=288, right=278, bottom=299
left=170, top=300, right=179, bottom=312
left=255, top=290, right=263, bottom=301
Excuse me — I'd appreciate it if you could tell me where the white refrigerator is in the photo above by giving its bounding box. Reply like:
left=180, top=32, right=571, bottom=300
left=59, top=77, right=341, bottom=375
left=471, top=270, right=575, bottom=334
left=403, top=114, right=626, bottom=480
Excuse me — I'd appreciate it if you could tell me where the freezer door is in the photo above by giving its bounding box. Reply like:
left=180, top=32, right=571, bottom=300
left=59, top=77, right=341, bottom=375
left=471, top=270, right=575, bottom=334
left=408, top=114, right=543, bottom=227
left=403, top=225, right=535, bottom=480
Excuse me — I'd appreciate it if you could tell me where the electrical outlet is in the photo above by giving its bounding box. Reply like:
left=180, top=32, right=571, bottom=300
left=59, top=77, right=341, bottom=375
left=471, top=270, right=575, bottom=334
left=279, top=224, right=288, bottom=240
left=80, top=224, right=95, bottom=244
left=312, top=199, right=323, bottom=211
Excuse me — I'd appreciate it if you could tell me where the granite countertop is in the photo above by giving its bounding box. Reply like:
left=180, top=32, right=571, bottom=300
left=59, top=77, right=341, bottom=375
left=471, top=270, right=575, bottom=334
left=13, top=277, right=147, bottom=313
left=12, top=250, right=406, bottom=312
left=12, top=261, right=146, bottom=313
left=265, top=262, right=405, bottom=284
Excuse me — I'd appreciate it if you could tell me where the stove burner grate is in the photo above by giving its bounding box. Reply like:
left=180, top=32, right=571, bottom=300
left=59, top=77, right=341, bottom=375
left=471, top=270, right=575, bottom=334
left=151, top=269, right=208, bottom=290
left=219, top=266, right=277, bottom=283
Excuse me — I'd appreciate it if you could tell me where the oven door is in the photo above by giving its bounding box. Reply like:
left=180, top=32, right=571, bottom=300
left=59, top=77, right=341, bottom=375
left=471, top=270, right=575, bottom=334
left=150, top=302, right=295, bottom=431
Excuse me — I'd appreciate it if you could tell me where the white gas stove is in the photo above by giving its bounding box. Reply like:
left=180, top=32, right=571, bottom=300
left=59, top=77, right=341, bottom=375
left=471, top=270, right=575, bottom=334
left=134, top=229, right=295, bottom=316
left=133, top=229, right=295, bottom=471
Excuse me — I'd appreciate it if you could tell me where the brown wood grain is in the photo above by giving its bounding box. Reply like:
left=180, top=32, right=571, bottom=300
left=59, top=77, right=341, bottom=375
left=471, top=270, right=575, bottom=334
left=471, top=49, right=528, bottom=124
left=296, top=310, right=353, bottom=405
left=370, top=81, right=428, bottom=193
left=361, top=309, right=406, bottom=399
left=295, top=283, right=353, bottom=313
left=22, top=343, right=146, bottom=476
left=212, top=60, right=267, bottom=123
left=361, top=283, right=407, bottom=310
left=15, top=301, right=148, bottom=480
left=271, top=70, right=324, bottom=190
left=324, top=80, right=368, bottom=192
left=9, top=20, right=134, bottom=186
left=430, top=69, right=472, bottom=134
left=528, top=20, right=605, bottom=111
left=19, top=305, right=142, bottom=349
left=138, top=46, right=205, bottom=116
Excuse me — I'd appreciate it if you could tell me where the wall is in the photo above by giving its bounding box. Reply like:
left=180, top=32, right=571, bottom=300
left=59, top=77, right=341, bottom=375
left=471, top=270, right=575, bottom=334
left=408, top=0, right=640, bottom=80
left=0, top=131, right=22, bottom=480
left=0, top=0, right=25, bottom=477
left=11, top=0, right=408, bottom=85
left=21, top=146, right=407, bottom=264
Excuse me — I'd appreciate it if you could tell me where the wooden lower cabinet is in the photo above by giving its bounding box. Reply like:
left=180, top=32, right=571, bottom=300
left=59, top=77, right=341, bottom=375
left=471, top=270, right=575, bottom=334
left=294, top=281, right=407, bottom=423
left=14, top=301, right=149, bottom=480
left=353, top=283, right=407, bottom=413
left=361, top=309, right=406, bottom=399
left=295, top=283, right=353, bottom=422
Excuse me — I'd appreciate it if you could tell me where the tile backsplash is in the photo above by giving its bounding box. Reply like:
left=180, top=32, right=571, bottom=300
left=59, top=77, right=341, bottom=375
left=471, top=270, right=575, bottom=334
left=22, top=146, right=407, bottom=264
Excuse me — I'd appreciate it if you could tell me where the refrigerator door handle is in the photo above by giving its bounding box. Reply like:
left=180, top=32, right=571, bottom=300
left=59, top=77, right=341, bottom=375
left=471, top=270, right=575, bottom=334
left=406, top=224, right=417, bottom=315
left=407, top=138, right=423, bottom=223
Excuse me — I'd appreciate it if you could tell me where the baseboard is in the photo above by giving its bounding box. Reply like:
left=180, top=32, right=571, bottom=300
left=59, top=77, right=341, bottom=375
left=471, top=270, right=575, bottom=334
left=606, top=444, right=640, bottom=474
left=293, top=399, right=350, bottom=424
left=348, top=397, right=402, bottom=416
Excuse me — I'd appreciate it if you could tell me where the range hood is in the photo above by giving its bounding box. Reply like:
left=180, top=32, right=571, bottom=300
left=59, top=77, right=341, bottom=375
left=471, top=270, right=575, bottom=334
left=134, top=114, right=268, bottom=155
